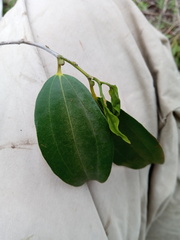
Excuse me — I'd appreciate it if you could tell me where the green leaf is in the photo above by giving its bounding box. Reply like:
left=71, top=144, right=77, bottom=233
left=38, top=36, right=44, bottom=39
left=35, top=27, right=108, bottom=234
left=109, top=85, right=120, bottom=116
left=103, top=104, right=130, bottom=144
left=97, top=97, right=130, bottom=144
left=35, top=74, right=114, bottom=186
left=113, top=109, right=164, bottom=169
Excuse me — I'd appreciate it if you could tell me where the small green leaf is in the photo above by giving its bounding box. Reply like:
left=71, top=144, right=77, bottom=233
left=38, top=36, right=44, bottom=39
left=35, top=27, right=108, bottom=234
left=104, top=105, right=130, bottom=144
left=113, top=109, right=164, bottom=169
left=97, top=97, right=130, bottom=144
left=35, top=74, right=114, bottom=186
left=109, top=85, right=120, bottom=116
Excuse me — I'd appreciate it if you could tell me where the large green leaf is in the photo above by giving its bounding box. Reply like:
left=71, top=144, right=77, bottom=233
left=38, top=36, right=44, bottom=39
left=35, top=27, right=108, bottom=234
left=96, top=98, right=164, bottom=168
left=34, top=74, right=114, bottom=186
left=113, top=109, right=164, bottom=169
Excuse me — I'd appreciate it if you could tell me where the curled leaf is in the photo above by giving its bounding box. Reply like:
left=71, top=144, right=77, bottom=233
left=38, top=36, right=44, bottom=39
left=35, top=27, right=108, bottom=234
left=103, top=104, right=130, bottom=144
left=96, top=98, right=164, bottom=169
left=109, top=85, right=120, bottom=116
left=97, top=97, right=130, bottom=144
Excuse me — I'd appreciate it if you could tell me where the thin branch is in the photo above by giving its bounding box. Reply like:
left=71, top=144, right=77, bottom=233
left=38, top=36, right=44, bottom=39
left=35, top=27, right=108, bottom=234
left=0, top=39, right=114, bottom=97
left=0, top=39, right=91, bottom=79
left=60, top=55, right=113, bottom=87
left=0, top=39, right=60, bottom=58
left=0, top=39, right=92, bottom=80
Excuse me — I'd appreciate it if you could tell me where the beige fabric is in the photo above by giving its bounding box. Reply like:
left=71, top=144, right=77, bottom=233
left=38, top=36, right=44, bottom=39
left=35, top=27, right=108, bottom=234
left=0, top=0, right=179, bottom=239
left=0, top=0, right=2, bottom=19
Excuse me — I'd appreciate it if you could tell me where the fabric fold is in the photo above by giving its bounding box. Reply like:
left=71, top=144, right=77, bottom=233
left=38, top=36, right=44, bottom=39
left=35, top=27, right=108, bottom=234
left=0, top=1, right=108, bottom=239
left=0, top=0, right=179, bottom=239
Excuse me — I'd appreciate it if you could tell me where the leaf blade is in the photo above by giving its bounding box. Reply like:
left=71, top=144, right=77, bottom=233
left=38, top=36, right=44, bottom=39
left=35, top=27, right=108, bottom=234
left=103, top=104, right=130, bottom=144
left=109, top=85, right=120, bottom=116
left=35, top=74, right=114, bottom=186
left=113, top=109, right=164, bottom=169
left=97, top=97, right=130, bottom=144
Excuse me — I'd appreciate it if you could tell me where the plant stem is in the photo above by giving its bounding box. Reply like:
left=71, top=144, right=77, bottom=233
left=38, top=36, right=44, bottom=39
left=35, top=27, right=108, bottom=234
left=57, top=58, right=65, bottom=76
left=0, top=39, right=60, bottom=57
left=0, top=39, right=114, bottom=95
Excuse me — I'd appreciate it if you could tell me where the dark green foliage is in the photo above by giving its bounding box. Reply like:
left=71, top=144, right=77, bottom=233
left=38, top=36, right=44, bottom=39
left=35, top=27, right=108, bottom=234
left=97, top=99, right=164, bottom=169
left=35, top=74, right=114, bottom=186
left=35, top=75, right=164, bottom=186
left=113, top=109, right=164, bottom=169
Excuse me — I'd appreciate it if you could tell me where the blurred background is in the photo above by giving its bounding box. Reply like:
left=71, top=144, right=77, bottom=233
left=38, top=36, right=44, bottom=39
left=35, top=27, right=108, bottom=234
left=133, top=0, right=180, bottom=70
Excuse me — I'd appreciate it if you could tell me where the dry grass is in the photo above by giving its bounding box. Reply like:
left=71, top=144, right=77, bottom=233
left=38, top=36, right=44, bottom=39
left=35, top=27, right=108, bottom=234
left=133, top=0, right=180, bottom=69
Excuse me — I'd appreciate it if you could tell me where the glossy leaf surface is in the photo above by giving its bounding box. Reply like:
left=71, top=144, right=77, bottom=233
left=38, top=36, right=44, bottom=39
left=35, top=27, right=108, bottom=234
left=113, top=109, right=164, bottom=169
left=35, top=74, right=114, bottom=186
